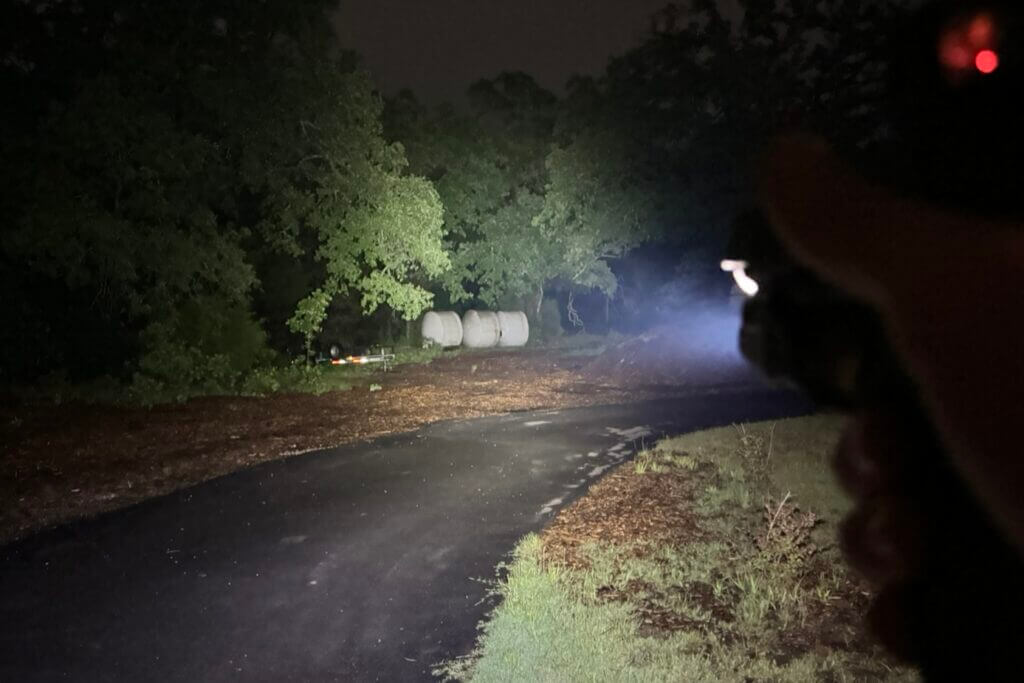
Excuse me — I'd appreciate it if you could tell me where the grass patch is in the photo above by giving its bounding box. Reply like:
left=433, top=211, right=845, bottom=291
left=438, top=416, right=918, bottom=682
left=393, top=344, right=460, bottom=365
left=15, top=344, right=460, bottom=407
left=199, top=345, right=458, bottom=400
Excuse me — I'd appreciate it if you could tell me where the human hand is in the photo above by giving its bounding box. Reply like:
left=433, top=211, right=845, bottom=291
left=759, top=133, right=1024, bottom=557
left=757, top=135, right=1024, bottom=674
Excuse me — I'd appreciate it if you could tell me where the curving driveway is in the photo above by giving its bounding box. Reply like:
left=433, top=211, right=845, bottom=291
left=0, top=389, right=810, bottom=682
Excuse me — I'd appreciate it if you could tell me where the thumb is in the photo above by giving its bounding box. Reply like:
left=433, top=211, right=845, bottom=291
left=757, top=134, right=1024, bottom=555
left=756, top=134, right=987, bottom=307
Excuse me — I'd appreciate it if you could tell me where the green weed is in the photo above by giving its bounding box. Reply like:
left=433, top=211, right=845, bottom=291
left=443, top=417, right=917, bottom=682
left=437, top=531, right=916, bottom=683
left=634, top=450, right=655, bottom=474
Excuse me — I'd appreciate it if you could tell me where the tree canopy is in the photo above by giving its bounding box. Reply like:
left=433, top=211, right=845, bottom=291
left=383, top=1, right=906, bottom=325
left=1, top=0, right=447, bottom=387
left=1, top=0, right=914, bottom=398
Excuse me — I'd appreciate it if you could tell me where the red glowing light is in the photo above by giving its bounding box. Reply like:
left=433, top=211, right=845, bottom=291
left=940, top=39, right=973, bottom=70
left=967, top=15, right=995, bottom=47
left=975, top=49, right=999, bottom=74
left=939, top=12, right=1002, bottom=78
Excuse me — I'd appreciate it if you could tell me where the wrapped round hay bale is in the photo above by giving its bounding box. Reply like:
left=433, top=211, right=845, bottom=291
left=421, top=311, right=463, bottom=348
left=497, top=311, right=529, bottom=347
left=462, top=310, right=501, bottom=348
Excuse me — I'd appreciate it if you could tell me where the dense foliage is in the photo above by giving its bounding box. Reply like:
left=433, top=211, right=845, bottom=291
left=1, top=0, right=912, bottom=401
left=1, top=0, right=447, bottom=395
left=386, top=0, right=908, bottom=329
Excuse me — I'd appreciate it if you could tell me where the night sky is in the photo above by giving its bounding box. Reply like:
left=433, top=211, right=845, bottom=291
left=332, top=0, right=698, bottom=104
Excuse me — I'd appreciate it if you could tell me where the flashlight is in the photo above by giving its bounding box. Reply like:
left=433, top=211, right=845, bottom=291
left=720, top=259, right=760, bottom=297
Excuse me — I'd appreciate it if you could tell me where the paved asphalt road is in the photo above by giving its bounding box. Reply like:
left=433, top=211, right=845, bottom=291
left=0, top=389, right=810, bottom=682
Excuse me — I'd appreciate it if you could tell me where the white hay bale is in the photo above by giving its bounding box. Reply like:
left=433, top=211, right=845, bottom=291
left=421, top=311, right=463, bottom=348
left=462, top=310, right=501, bottom=348
left=497, top=311, right=529, bottom=347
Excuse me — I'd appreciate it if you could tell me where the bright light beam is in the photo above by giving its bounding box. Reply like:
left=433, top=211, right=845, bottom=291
left=720, top=260, right=759, bottom=297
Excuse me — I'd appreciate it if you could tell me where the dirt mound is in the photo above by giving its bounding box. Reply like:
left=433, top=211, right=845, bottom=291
left=583, top=325, right=757, bottom=388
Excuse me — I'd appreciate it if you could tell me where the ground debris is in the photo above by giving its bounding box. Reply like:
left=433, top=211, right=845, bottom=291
left=542, top=468, right=698, bottom=569
left=0, top=349, right=677, bottom=544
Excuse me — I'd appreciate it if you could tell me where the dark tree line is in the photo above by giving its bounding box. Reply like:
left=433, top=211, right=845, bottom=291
left=386, top=0, right=909, bottom=330
left=0, top=0, right=912, bottom=401
left=1, top=0, right=447, bottom=398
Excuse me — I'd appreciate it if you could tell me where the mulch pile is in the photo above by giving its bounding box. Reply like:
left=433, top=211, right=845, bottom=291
left=540, top=465, right=720, bottom=635
left=541, top=467, right=699, bottom=570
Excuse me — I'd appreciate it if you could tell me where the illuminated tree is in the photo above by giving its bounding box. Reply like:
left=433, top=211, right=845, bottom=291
left=387, top=73, right=657, bottom=318
left=0, top=0, right=448, bottom=384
